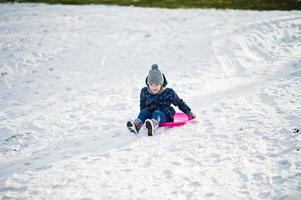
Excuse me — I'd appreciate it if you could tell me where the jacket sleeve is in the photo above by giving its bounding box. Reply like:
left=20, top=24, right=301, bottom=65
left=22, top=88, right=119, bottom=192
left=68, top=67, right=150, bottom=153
left=140, top=88, right=147, bottom=111
left=170, top=89, right=191, bottom=114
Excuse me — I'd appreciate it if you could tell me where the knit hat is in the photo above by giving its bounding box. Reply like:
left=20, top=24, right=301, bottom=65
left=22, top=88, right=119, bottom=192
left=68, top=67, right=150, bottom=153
left=147, top=64, right=164, bottom=86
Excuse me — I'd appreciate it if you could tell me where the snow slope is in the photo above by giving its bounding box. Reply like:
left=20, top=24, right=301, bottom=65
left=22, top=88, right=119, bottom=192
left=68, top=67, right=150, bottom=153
left=0, top=3, right=301, bottom=200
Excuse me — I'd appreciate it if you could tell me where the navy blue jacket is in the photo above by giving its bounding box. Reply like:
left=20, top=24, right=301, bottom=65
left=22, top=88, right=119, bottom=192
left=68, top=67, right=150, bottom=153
left=140, top=87, right=191, bottom=121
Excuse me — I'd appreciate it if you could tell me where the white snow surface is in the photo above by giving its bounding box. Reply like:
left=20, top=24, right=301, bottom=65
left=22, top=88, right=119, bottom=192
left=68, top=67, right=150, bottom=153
left=0, top=3, right=301, bottom=200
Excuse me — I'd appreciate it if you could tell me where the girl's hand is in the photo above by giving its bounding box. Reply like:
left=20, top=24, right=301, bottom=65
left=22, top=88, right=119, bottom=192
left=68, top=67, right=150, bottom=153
left=187, top=111, right=196, bottom=119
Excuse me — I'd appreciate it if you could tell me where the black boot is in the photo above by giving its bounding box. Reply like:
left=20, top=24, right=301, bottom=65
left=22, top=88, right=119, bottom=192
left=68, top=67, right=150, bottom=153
left=127, top=119, right=142, bottom=134
left=145, top=119, right=158, bottom=136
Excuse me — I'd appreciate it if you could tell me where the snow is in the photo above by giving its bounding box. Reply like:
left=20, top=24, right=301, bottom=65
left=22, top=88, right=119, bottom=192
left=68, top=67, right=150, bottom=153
left=0, top=3, right=301, bottom=200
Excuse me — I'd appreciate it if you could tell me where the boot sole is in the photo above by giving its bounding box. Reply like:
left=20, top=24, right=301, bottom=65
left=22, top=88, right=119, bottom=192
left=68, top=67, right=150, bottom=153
left=127, top=120, right=138, bottom=134
left=145, top=119, right=154, bottom=136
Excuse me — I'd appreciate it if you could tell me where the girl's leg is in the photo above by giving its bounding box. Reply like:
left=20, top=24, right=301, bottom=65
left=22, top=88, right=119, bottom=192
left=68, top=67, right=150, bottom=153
left=145, top=110, right=168, bottom=136
left=152, top=110, right=168, bottom=124
left=128, top=109, right=152, bottom=134
left=137, top=109, right=152, bottom=123
left=145, top=110, right=167, bottom=136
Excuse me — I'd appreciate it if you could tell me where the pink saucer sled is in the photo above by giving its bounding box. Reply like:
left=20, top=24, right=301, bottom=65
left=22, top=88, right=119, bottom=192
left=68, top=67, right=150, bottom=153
left=159, top=112, right=195, bottom=128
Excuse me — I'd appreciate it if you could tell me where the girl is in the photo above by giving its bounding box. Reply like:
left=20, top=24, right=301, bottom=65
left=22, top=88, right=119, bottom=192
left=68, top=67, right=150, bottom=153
left=127, top=64, right=195, bottom=136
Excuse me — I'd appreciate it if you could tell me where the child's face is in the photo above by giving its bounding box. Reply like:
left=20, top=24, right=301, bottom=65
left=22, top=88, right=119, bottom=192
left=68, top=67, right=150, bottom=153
left=150, top=84, right=162, bottom=94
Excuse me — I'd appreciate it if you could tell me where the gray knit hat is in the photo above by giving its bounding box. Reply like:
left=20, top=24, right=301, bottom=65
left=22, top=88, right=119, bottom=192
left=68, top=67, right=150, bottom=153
left=147, top=64, right=164, bottom=85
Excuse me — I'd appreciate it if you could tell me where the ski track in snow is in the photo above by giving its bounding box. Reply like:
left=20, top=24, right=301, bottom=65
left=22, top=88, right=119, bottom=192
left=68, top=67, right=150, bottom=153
left=0, top=3, right=301, bottom=200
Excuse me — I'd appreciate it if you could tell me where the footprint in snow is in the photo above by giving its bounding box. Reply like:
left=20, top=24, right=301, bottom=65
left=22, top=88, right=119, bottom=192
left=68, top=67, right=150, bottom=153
left=161, top=169, right=172, bottom=179
left=272, top=176, right=285, bottom=185
left=278, top=159, right=292, bottom=170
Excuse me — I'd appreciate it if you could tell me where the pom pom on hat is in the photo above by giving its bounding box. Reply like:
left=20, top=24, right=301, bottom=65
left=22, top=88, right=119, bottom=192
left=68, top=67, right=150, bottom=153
left=151, top=64, right=159, bottom=70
